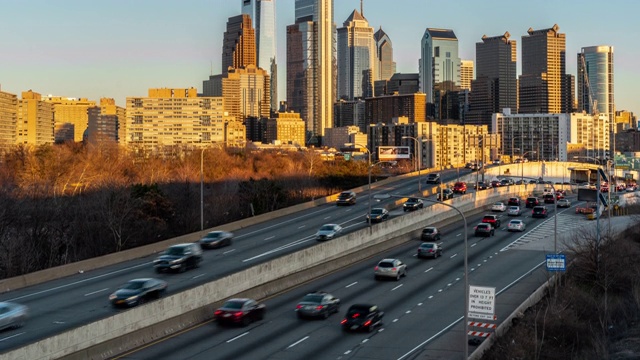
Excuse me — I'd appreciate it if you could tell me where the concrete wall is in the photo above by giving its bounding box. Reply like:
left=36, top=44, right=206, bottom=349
left=3, top=187, right=532, bottom=360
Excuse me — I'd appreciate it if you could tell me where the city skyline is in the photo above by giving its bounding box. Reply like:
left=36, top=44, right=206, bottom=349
left=0, top=0, right=638, bottom=115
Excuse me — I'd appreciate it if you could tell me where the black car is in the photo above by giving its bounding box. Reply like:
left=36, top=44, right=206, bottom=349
left=336, top=191, right=356, bottom=206
left=490, top=180, right=502, bottom=188
left=425, top=173, right=441, bottom=184
left=532, top=206, right=548, bottom=218
left=296, top=291, right=341, bottom=319
left=476, top=182, right=490, bottom=190
left=199, top=230, right=233, bottom=249
left=543, top=194, right=555, bottom=204
left=341, top=304, right=384, bottom=332
left=109, top=278, right=168, bottom=308
left=153, top=243, right=203, bottom=273
left=214, top=298, right=266, bottom=326
left=500, top=178, right=514, bottom=186
left=403, top=197, right=424, bottom=211
left=474, top=223, right=495, bottom=237
left=436, top=188, right=454, bottom=201
left=421, top=227, right=441, bottom=241
left=525, top=197, right=539, bottom=208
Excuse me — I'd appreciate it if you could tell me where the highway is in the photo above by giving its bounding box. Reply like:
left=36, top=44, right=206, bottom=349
left=117, top=198, right=585, bottom=360
left=0, top=168, right=474, bottom=353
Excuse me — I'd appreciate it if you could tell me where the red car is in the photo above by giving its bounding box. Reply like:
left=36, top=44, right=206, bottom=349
left=481, top=215, right=501, bottom=228
left=453, top=182, right=467, bottom=194
left=214, top=298, right=266, bottom=326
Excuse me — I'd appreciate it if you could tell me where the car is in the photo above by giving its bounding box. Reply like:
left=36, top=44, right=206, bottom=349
left=374, top=258, right=407, bottom=281
left=336, top=191, right=356, bottom=206
left=491, top=202, right=507, bottom=212
left=490, top=180, right=502, bottom=188
left=500, top=178, right=514, bottom=186
left=616, top=183, right=627, bottom=192
left=555, top=191, right=565, bottom=200
left=417, top=242, right=443, bottom=259
left=341, top=304, right=384, bottom=332
left=437, top=188, right=454, bottom=201
left=525, top=197, right=539, bottom=208
left=543, top=194, right=555, bottom=204
left=493, top=159, right=502, bottom=165
left=316, top=224, right=343, bottom=241
left=109, top=278, right=168, bottom=308
left=507, top=206, right=522, bottom=216
left=482, top=214, right=501, bottom=228
left=627, top=184, right=637, bottom=192
left=507, top=197, right=521, bottom=206
left=543, top=188, right=554, bottom=195
left=421, top=227, right=441, bottom=241
left=557, top=198, right=571, bottom=208
left=0, top=302, right=28, bottom=331
left=425, top=173, right=441, bottom=184
left=532, top=206, right=548, bottom=218
left=214, top=298, right=266, bottom=326
left=295, top=291, right=341, bottom=319
left=474, top=223, right=495, bottom=237
left=476, top=182, right=490, bottom=190
left=403, top=197, right=424, bottom=211
left=199, top=230, right=233, bottom=249
left=507, top=219, right=526, bottom=232
left=366, top=208, right=389, bottom=223
left=453, top=182, right=467, bottom=194
left=153, top=243, right=203, bottom=273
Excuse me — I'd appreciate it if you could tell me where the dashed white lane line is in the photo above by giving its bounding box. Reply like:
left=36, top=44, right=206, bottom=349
left=223, top=249, right=236, bottom=255
left=450, top=254, right=458, bottom=259
left=84, top=288, right=109, bottom=297
left=192, top=274, right=205, bottom=279
left=263, top=236, right=274, bottom=241
left=297, top=225, right=306, bottom=229
left=226, top=332, right=249, bottom=343
left=391, top=284, right=403, bottom=291
left=324, top=216, right=331, bottom=219
left=424, top=267, right=433, bottom=273
left=287, top=336, right=309, bottom=348
left=345, top=281, right=358, bottom=288
left=471, top=243, right=477, bottom=247
left=456, top=233, right=461, bottom=237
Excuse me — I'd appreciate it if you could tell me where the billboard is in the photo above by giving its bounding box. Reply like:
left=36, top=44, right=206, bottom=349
left=378, top=146, right=410, bottom=161
left=577, top=188, right=597, bottom=202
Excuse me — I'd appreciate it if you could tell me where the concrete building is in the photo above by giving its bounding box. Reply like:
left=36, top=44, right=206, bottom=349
left=86, top=98, right=123, bottom=144
left=374, top=27, right=396, bottom=82
left=17, top=90, right=55, bottom=145
left=366, top=93, right=427, bottom=125
left=41, top=95, right=96, bottom=143
left=222, top=14, right=256, bottom=75
left=334, top=99, right=366, bottom=132
left=460, top=60, right=474, bottom=91
left=519, top=24, right=568, bottom=114
left=324, top=125, right=365, bottom=150
left=126, top=88, right=239, bottom=155
left=0, top=87, right=17, bottom=150
left=265, top=111, right=306, bottom=146
left=615, top=129, right=640, bottom=153
left=337, top=9, right=376, bottom=100
left=616, top=110, right=637, bottom=131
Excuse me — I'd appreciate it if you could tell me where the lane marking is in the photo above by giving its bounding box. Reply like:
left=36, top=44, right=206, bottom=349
left=242, top=236, right=314, bottom=262
left=471, top=243, right=477, bottom=247
left=264, top=236, right=274, bottom=241
left=424, top=267, right=433, bottom=273
left=362, top=339, right=369, bottom=343
left=450, top=254, right=458, bottom=259
left=223, top=249, right=236, bottom=255
left=297, top=225, right=306, bottom=229
left=456, top=233, right=461, bottom=237
left=417, top=303, right=423, bottom=306
left=0, top=332, right=25, bottom=342
left=192, top=274, right=205, bottom=280
left=345, top=282, right=358, bottom=288
left=84, top=288, right=109, bottom=297
left=324, top=216, right=331, bottom=220
left=344, top=350, right=352, bottom=355
left=391, top=284, right=403, bottom=291
left=226, top=332, right=249, bottom=343
left=287, top=336, right=309, bottom=348
left=393, top=319, right=398, bottom=322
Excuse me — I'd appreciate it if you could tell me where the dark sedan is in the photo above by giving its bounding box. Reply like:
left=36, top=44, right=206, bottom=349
left=403, top=197, right=424, bottom=211
left=199, top=230, right=233, bottom=249
left=109, top=278, right=168, bottom=308
left=341, top=304, right=384, bottom=332
left=296, top=292, right=340, bottom=319
left=436, top=188, right=454, bottom=201
left=214, top=298, right=266, bottom=326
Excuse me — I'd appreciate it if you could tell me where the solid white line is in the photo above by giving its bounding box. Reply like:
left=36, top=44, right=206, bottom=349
left=223, top=249, right=236, bottom=254
left=84, top=288, right=109, bottom=297
left=0, top=332, right=25, bottom=342
left=226, top=332, right=249, bottom=343
left=391, top=284, right=403, bottom=291
left=263, top=236, right=274, bottom=241
left=345, top=282, right=358, bottom=288
left=287, top=336, right=309, bottom=348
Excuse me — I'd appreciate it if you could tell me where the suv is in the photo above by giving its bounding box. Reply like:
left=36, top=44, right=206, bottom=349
left=421, top=227, right=441, bottom=241
left=341, top=304, right=384, bottom=332
left=374, top=258, right=407, bottom=281
left=436, top=188, right=454, bottom=201
left=336, top=191, right=356, bottom=206
left=426, top=173, right=441, bottom=184
left=532, top=206, right=548, bottom=218
left=543, top=194, right=555, bottom=204
left=154, top=243, right=203, bottom=273
left=453, top=182, right=467, bottom=194
left=525, top=197, right=539, bottom=208
left=474, top=223, right=495, bottom=237
left=507, top=197, right=521, bottom=206
left=481, top=214, right=501, bottom=228
left=295, top=291, right=341, bottom=319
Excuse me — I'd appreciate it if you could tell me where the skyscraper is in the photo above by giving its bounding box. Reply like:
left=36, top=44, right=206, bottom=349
left=519, top=24, right=567, bottom=114
left=222, top=14, right=256, bottom=75
left=577, top=46, right=614, bottom=125
left=337, top=9, right=376, bottom=100
left=460, top=60, right=474, bottom=91
left=287, top=0, right=335, bottom=145
left=419, top=28, right=461, bottom=102
left=374, top=27, right=396, bottom=82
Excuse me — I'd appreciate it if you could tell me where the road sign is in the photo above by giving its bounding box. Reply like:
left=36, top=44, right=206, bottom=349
left=468, top=285, right=495, bottom=316
left=546, top=254, right=566, bottom=271
left=468, top=312, right=497, bottom=320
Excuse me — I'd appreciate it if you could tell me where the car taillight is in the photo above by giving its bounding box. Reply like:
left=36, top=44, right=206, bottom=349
left=234, top=311, right=243, bottom=317
left=341, top=319, right=347, bottom=324
left=364, top=320, right=372, bottom=326
left=429, top=249, right=434, bottom=253
left=316, top=305, right=324, bottom=310
left=214, top=310, right=222, bottom=316
left=392, top=267, right=397, bottom=271
left=352, top=313, right=360, bottom=318
left=296, top=305, right=302, bottom=309
left=374, top=266, right=379, bottom=271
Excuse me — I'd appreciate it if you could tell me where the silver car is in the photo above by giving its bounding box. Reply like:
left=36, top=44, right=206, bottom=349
left=374, top=258, right=407, bottom=281
left=0, top=302, right=28, bottom=330
left=557, top=198, right=572, bottom=208
left=507, top=206, right=522, bottom=216
left=199, top=230, right=233, bottom=249
left=507, top=219, right=526, bottom=232
left=316, top=224, right=343, bottom=241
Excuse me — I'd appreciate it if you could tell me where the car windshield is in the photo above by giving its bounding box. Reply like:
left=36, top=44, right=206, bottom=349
left=509, top=206, right=518, bottom=210
left=371, top=209, right=384, bottom=215
left=534, top=208, right=544, bottom=212
left=483, top=216, right=494, bottom=220
left=301, top=294, right=324, bottom=303
left=122, top=281, right=145, bottom=290
left=478, top=224, right=489, bottom=229
left=223, top=300, right=244, bottom=309
left=319, top=225, right=335, bottom=231
left=494, top=202, right=502, bottom=206
left=455, top=183, right=464, bottom=187
left=423, top=228, right=435, bottom=234
left=378, top=262, right=394, bottom=268
left=407, top=198, right=419, bottom=202
left=166, top=247, right=185, bottom=256
left=339, top=193, right=351, bottom=199
left=204, top=232, right=222, bottom=239
left=421, top=243, right=434, bottom=249
left=510, top=220, right=522, bottom=225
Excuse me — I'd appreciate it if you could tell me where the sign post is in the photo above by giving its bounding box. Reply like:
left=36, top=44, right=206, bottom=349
left=546, top=254, right=566, bottom=272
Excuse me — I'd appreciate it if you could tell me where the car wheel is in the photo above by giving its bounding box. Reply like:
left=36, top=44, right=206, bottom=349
left=374, top=275, right=380, bottom=281
left=323, top=310, right=330, bottom=319
left=403, top=268, right=408, bottom=277
left=241, top=316, right=251, bottom=327
left=12, top=317, right=25, bottom=329
left=491, top=230, right=495, bottom=236
left=396, top=273, right=401, bottom=281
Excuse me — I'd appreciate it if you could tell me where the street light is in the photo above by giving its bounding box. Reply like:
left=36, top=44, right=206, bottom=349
left=346, top=143, right=373, bottom=230
left=367, top=160, right=397, bottom=230
left=574, top=155, right=610, bottom=256
left=402, top=136, right=423, bottom=192
left=520, top=151, right=536, bottom=184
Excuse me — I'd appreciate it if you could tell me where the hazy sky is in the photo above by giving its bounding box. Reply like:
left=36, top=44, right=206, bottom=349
left=1, top=0, right=638, bottom=114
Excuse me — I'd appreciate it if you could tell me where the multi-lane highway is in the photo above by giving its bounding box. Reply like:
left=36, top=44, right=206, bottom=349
left=117, top=199, right=582, bottom=359
left=0, top=169, right=475, bottom=353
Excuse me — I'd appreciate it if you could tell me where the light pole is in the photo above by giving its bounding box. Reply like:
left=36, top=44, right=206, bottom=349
left=574, top=155, right=607, bottom=254
left=347, top=143, right=372, bottom=229
left=520, top=151, right=536, bottom=184
left=402, top=136, right=423, bottom=192
left=200, top=147, right=207, bottom=231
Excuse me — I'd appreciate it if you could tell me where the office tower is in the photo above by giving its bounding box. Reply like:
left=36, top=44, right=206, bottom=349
left=337, top=9, right=376, bottom=100
left=0, top=87, right=17, bottom=150
left=287, top=0, right=335, bottom=145
left=334, top=99, right=366, bottom=132
left=17, top=90, right=55, bottom=145
left=242, top=0, right=278, bottom=112
left=419, top=28, right=461, bottom=101
left=222, top=14, right=256, bottom=75
left=42, top=95, right=96, bottom=142
left=519, top=24, right=567, bottom=114
left=468, top=32, right=517, bottom=129
left=460, top=60, right=474, bottom=90
left=374, top=27, right=396, bottom=82
left=577, top=46, right=614, bottom=126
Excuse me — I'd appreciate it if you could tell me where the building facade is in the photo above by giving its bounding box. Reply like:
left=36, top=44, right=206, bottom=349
left=222, top=14, right=257, bottom=75
left=42, top=95, right=96, bottom=143
left=17, top=90, right=55, bottom=145
left=460, top=60, right=474, bottom=91
left=337, top=9, right=376, bottom=100
left=577, top=46, right=614, bottom=122
left=374, top=27, right=396, bottom=82
left=265, top=111, right=306, bottom=146
left=0, top=87, right=17, bottom=150
left=365, top=93, right=427, bottom=125
left=419, top=28, right=461, bottom=103
left=323, top=125, right=364, bottom=150
left=334, top=99, right=366, bottom=132
left=85, top=98, right=124, bottom=144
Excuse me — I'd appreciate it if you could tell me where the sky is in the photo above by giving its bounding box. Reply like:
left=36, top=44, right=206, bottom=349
left=1, top=0, right=638, bottom=115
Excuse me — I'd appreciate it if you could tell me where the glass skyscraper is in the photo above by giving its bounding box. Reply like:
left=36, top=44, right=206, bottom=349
left=337, top=9, right=375, bottom=100
left=578, top=46, right=614, bottom=124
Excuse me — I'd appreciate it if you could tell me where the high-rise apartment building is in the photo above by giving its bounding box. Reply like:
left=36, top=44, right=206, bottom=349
left=374, top=27, right=396, bottom=82
left=17, top=90, right=55, bottom=145
left=0, top=87, right=17, bottom=150
left=419, top=28, right=461, bottom=102
left=577, top=46, right=614, bottom=131
left=86, top=98, right=124, bottom=144
left=287, top=0, right=335, bottom=145
left=460, top=60, right=474, bottom=91
left=41, top=95, right=95, bottom=143
left=337, top=9, right=376, bottom=100
left=222, top=14, right=256, bottom=75
left=519, top=24, right=567, bottom=114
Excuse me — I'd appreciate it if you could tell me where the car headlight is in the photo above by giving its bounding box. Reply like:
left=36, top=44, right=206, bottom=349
left=109, top=294, right=117, bottom=300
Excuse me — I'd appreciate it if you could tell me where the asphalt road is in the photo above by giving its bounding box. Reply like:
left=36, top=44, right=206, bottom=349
left=0, top=168, right=475, bottom=353
left=117, top=198, right=585, bottom=360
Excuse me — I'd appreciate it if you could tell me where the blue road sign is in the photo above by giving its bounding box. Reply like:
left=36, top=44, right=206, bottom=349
left=546, top=254, right=566, bottom=272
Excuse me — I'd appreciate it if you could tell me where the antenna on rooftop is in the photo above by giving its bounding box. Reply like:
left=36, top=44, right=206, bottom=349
left=361, top=0, right=363, bottom=16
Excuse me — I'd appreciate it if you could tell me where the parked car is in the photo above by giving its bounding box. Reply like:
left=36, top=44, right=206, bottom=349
left=532, top=206, right=548, bottom=218
left=199, top=230, right=233, bottom=249
left=214, top=298, right=266, bottom=326
left=366, top=208, right=389, bottom=223
left=336, top=191, right=356, bottom=206
left=453, top=182, right=467, bottom=194
left=153, top=243, right=203, bottom=273
left=474, top=223, right=495, bottom=237
left=0, top=302, right=28, bottom=331
left=403, top=197, right=424, bottom=211
left=316, top=224, right=343, bottom=241
left=341, top=304, right=384, bottom=332
left=109, top=278, right=168, bottom=308
left=482, top=214, right=501, bottom=228
left=491, top=202, right=507, bottom=212
left=374, top=258, right=407, bottom=281
left=507, top=206, right=522, bottom=216
left=425, top=173, right=441, bottom=184
left=417, top=242, right=443, bottom=259
left=507, top=219, right=526, bottom=232
left=296, top=291, right=340, bottom=319
left=525, top=197, right=540, bottom=208
left=437, top=188, right=454, bottom=201
left=543, top=194, right=556, bottom=204
left=421, top=227, right=441, bottom=241
left=507, top=197, right=521, bottom=206
left=557, top=198, right=572, bottom=208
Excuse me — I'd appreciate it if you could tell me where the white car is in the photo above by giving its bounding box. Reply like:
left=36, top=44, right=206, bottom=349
left=507, top=219, right=526, bottom=232
left=491, top=202, right=507, bottom=212
left=507, top=206, right=522, bottom=216
left=316, top=224, right=343, bottom=241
